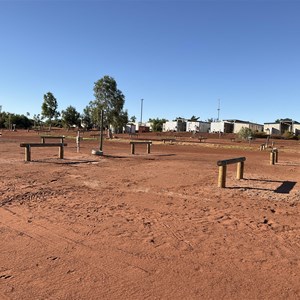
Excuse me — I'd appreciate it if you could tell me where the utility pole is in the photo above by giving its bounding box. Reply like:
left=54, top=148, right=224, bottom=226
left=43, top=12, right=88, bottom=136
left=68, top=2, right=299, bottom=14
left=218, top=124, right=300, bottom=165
left=140, top=98, right=144, bottom=124
left=91, top=109, right=104, bottom=156
left=99, top=109, right=104, bottom=152
left=217, top=99, right=220, bottom=121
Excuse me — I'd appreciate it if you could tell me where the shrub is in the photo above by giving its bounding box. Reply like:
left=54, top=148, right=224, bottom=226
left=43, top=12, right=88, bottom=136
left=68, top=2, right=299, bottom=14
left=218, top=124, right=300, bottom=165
left=238, top=127, right=254, bottom=140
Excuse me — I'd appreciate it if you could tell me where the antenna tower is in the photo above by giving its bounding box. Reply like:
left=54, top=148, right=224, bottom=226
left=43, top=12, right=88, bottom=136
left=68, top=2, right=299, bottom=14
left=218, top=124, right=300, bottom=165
left=217, top=99, right=220, bottom=121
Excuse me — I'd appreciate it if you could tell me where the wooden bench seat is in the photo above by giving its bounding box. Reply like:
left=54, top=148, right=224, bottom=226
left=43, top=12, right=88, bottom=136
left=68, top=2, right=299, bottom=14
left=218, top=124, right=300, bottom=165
left=20, top=143, right=67, bottom=161
left=217, top=157, right=246, bottom=188
left=130, top=141, right=152, bottom=154
left=40, top=135, right=65, bottom=143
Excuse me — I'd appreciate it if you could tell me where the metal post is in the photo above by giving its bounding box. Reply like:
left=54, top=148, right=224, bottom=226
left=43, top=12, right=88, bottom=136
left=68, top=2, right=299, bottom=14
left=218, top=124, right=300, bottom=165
left=140, top=99, right=143, bottom=124
left=99, top=110, right=104, bottom=152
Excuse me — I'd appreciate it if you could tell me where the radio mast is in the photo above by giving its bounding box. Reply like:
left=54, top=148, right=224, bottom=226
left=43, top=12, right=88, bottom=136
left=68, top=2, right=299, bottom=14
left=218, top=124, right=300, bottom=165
left=217, top=99, right=220, bottom=121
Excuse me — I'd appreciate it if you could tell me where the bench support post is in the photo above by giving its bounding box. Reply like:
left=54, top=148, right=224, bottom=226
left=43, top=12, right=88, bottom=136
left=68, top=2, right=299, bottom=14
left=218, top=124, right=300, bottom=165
left=236, top=161, right=244, bottom=180
left=270, top=148, right=278, bottom=165
left=131, top=143, right=135, bottom=155
left=59, top=145, right=64, bottom=159
left=25, top=145, right=31, bottom=162
left=274, top=149, right=278, bottom=163
left=270, top=151, right=275, bottom=165
left=20, top=143, right=67, bottom=161
left=218, top=165, right=227, bottom=188
left=147, top=143, right=151, bottom=154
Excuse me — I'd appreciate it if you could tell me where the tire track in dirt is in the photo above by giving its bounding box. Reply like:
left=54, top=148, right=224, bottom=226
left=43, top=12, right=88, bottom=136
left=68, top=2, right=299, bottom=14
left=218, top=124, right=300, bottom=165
left=0, top=206, right=156, bottom=299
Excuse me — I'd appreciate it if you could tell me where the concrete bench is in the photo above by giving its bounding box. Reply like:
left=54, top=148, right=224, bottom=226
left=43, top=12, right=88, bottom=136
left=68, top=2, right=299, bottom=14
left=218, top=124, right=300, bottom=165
left=20, top=143, right=67, bottom=161
left=40, top=135, right=65, bottom=143
left=130, top=141, right=152, bottom=154
left=217, top=157, right=246, bottom=188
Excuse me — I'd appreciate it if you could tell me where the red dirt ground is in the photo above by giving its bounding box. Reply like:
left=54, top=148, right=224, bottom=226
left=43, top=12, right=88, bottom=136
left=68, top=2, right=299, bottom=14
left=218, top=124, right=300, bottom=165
left=0, top=129, right=300, bottom=299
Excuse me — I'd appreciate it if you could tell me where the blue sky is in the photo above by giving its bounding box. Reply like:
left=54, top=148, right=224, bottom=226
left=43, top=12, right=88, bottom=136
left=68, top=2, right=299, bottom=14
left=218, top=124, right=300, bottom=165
left=0, top=0, right=299, bottom=124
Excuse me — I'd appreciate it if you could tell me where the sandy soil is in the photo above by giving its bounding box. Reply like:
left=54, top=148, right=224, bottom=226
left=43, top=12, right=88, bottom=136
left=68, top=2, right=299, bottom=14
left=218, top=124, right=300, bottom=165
left=0, top=129, right=300, bottom=299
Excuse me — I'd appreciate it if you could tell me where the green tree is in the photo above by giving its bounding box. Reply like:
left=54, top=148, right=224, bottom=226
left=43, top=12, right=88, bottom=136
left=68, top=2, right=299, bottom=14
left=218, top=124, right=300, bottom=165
left=2, top=112, right=32, bottom=129
left=148, top=118, right=167, bottom=132
left=130, top=115, right=136, bottom=123
left=33, top=114, right=42, bottom=130
left=61, top=106, right=81, bottom=129
left=87, top=75, right=128, bottom=130
left=41, top=92, right=60, bottom=130
left=81, top=105, right=93, bottom=129
left=113, top=110, right=129, bottom=133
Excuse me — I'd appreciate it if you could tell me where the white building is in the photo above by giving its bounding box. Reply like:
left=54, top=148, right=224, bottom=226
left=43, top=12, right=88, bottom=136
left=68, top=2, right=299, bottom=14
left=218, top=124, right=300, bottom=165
left=124, top=124, right=136, bottom=134
left=210, top=119, right=263, bottom=134
left=264, top=120, right=300, bottom=135
left=186, top=121, right=210, bottom=133
left=294, top=123, right=300, bottom=135
left=263, top=123, right=281, bottom=135
left=210, top=121, right=234, bottom=133
left=231, top=120, right=264, bottom=134
left=163, top=120, right=186, bottom=132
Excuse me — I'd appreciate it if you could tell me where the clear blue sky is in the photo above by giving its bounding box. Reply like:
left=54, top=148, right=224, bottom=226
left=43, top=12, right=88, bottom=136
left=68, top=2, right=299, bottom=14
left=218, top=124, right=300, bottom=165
left=1, top=0, right=299, bottom=124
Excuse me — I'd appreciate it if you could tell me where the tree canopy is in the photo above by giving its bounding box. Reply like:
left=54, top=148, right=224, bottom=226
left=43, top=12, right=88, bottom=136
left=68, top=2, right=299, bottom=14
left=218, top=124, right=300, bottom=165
left=41, top=92, right=60, bottom=129
left=86, top=75, right=128, bottom=131
left=61, top=106, right=81, bottom=129
left=148, top=118, right=168, bottom=132
left=0, top=111, right=32, bottom=129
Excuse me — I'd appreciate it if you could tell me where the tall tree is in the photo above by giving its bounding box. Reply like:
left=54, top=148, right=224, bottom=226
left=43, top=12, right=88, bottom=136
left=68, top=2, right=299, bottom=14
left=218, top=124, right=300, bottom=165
left=61, top=106, right=80, bottom=129
left=41, top=92, right=60, bottom=129
left=88, top=75, right=128, bottom=130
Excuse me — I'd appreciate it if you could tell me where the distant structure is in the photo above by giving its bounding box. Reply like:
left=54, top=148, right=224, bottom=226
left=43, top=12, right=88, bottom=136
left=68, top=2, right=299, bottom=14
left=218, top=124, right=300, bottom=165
left=264, top=119, right=300, bottom=135
left=217, top=99, right=220, bottom=121
left=140, top=99, right=143, bottom=124
left=210, top=119, right=264, bottom=134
